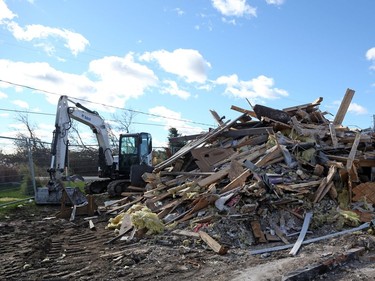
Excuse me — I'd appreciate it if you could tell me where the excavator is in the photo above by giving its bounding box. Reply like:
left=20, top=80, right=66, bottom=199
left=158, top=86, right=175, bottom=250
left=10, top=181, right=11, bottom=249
left=34, top=95, right=153, bottom=205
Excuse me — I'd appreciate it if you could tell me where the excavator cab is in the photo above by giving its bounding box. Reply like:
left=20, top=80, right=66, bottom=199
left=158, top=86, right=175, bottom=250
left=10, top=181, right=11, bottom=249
left=118, top=132, right=153, bottom=185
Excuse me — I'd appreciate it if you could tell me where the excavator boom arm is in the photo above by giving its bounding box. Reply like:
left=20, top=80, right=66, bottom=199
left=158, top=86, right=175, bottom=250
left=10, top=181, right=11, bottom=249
left=49, top=95, right=114, bottom=181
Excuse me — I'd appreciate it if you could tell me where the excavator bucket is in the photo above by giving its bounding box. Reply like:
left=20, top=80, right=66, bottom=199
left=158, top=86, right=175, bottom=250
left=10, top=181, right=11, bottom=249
left=35, top=180, right=88, bottom=205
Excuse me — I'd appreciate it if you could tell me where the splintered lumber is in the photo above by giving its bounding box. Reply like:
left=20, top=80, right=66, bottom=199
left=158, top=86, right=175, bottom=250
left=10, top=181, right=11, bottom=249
left=333, top=88, right=355, bottom=125
left=255, top=145, right=283, bottom=167
left=230, top=105, right=257, bottom=118
left=172, top=229, right=200, bottom=238
left=119, top=214, right=133, bottom=235
left=313, top=165, right=337, bottom=203
left=222, top=127, right=272, bottom=138
left=283, top=97, right=323, bottom=113
left=329, top=123, right=339, bottom=148
left=104, top=214, right=133, bottom=244
left=199, top=231, right=228, bottom=255
left=210, top=109, right=225, bottom=125
left=154, top=114, right=246, bottom=172
left=105, top=197, right=143, bottom=215
left=228, top=160, right=246, bottom=180
left=270, top=221, right=289, bottom=244
left=346, top=131, right=361, bottom=171
left=250, top=220, right=267, bottom=243
left=191, top=147, right=234, bottom=172
left=197, top=168, right=229, bottom=187
left=220, top=169, right=251, bottom=194
left=289, top=212, right=313, bottom=256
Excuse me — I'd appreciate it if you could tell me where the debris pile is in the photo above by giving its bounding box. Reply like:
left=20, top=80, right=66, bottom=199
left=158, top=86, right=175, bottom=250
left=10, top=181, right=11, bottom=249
left=103, top=88, right=375, bottom=254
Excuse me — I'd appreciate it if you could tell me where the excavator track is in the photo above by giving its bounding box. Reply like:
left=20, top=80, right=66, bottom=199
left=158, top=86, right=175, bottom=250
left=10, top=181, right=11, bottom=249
left=107, top=179, right=131, bottom=197
left=84, top=179, right=112, bottom=194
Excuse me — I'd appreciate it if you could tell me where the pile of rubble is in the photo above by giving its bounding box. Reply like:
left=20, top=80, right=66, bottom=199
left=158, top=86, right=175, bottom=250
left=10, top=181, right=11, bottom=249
left=103, top=88, right=375, bottom=254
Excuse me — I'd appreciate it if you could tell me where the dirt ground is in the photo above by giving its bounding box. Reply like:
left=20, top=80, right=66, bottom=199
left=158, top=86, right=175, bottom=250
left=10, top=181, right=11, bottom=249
left=1, top=198, right=375, bottom=281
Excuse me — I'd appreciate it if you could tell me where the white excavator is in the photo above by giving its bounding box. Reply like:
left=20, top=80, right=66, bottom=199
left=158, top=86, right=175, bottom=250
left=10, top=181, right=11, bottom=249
left=34, top=95, right=153, bottom=205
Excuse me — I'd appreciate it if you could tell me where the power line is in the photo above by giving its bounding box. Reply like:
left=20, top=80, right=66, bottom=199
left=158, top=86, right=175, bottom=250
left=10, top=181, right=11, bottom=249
left=0, top=108, right=203, bottom=130
left=0, top=79, right=214, bottom=127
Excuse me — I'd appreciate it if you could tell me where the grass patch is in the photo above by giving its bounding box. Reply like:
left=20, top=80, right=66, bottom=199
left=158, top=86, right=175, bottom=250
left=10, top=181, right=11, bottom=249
left=0, top=186, right=30, bottom=203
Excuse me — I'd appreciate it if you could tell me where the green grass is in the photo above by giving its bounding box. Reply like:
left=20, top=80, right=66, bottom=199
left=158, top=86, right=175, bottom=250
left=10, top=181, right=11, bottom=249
left=0, top=180, right=87, bottom=216
left=0, top=187, right=30, bottom=203
left=0, top=186, right=35, bottom=218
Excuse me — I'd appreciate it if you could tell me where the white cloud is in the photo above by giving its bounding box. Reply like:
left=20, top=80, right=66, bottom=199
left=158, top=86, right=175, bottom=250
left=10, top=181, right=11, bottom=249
left=215, top=74, right=288, bottom=100
left=265, top=0, right=285, bottom=5
left=6, top=22, right=89, bottom=56
left=148, top=106, right=204, bottom=136
left=88, top=53, right=158, bottom=104
left=0, top=54, right=158, bottom=111
left=161, top=80, right=191, bottom=100
left=348, top=103, right=368, bottom=115
left=366, top=47, right=375, bottom=70
left=366, top=47, right=375, bottom=60
left=0, top=91, right=8, bottom=99
left=0, top=0, right=89, bottom=56
left=211, top=0, right=257, bottom=18
left=222, top=17, right=237, bottom=25
left=174, top=8, right=185, bottom=16
left=12, top=99, right=29, bottom=109
left=0, top=0, right=17, bottom=23
left=140, top=49, right=211, bottom=83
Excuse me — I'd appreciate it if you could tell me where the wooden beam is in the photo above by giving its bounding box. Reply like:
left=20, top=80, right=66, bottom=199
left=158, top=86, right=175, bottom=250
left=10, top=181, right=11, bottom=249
left=210, top=109, right=225, bottom=125
left=333, top=88, right=355, bottom=125
left=199, top=231, right=228, bottom=255
left=197, top=168, right=229, bottom=187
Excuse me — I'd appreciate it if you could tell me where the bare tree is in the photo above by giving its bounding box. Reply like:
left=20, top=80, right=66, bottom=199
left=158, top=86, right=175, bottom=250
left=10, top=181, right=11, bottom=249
left=112, top=109, right=137, bottom=134
left=68, top=121, right=94, bottom=151
left=14, top=113, right=45, bottom=150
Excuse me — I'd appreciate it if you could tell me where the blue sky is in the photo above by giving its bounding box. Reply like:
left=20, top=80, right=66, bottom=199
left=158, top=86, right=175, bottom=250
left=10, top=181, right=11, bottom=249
left=1, top=0, right=375, bottom=149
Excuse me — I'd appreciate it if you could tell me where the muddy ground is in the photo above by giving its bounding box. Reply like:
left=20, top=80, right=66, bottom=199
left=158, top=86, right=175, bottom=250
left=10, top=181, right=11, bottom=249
left=1, top=198, right=375, bottom=281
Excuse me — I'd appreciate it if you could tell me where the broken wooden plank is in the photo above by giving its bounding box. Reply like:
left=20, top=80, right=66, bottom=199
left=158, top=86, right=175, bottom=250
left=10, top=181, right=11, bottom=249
left=210, top=109, right=225, bottom=125
left=346, top=131, right=361, bottom=172
left=105, top=197, right=143, bottom=215
left=333, top=88, right=355, bottom=125
left=283, top=97, right=323, bottom=113
left=199, top=231, right=228, bottom=255
left=277, top=180, right=322, bottom=191
left=313, top=165, right=337, bottom=203
left=191, top=147, right=234, bottom=172
left=270, top=221, right=289, bottom=244
left=220, top=169, right=251, bottom=194
left=289, top=212, right=313, bottom=256
left=88, top=220, right=96, bottom=230
left=154, top=114, right=247, bottom=172
left=222, top=127, right=272, bottom=138
left=119, top=213, right=133, bottom=235
left=230, top=105, right=257, bottom=118
left=329, top=123, right=338, bottom=148
left=255, top=145, right=283, bottom=167
left=172, top=229, right=200, bottom=238
left=250, top=220, right=267, bottom=243
left=197, top=168, right=229, bottom=188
